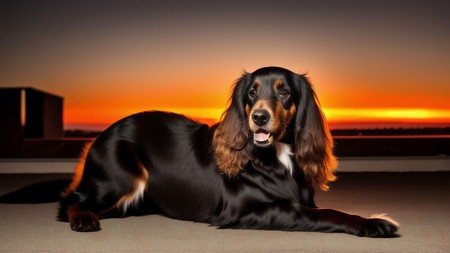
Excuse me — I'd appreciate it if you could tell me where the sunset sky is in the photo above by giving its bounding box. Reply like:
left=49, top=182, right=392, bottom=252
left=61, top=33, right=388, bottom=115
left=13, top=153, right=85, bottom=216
left=1, top=0, right=449, bottom=130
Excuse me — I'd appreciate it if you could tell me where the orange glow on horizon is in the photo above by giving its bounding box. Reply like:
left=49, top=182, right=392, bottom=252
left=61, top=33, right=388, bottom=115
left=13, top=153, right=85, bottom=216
left=323, top=108, right=450, bottom=124
left=2, top=1, right=448, bottom=132
left=64, top=106, right=450, bottom=130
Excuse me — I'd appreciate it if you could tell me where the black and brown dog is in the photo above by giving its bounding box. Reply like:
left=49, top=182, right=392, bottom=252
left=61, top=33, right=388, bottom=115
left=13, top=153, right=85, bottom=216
left=3, top=67, right=399, bottom=237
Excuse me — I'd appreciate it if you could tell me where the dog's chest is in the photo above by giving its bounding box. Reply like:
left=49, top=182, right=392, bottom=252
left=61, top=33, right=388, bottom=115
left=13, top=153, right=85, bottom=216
left=251, top=142, right=295, bottom=177
left=274, top=142, right=294, bottom=175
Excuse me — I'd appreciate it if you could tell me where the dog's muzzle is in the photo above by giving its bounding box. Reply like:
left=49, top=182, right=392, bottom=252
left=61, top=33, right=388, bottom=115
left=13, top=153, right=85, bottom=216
left=251, top=109, right=273, bottom=146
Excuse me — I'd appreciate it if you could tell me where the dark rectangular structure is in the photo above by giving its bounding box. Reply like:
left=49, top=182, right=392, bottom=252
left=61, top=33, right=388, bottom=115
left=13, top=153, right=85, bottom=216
left=24, top=88, right=63, bottom=139
left=0, top=87, right=63, bottom=157
left=0, top=89, right=23, bottom=157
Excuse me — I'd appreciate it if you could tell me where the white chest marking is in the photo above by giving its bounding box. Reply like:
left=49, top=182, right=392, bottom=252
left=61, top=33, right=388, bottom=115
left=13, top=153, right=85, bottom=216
left=274, top=142, right=294, bottom=175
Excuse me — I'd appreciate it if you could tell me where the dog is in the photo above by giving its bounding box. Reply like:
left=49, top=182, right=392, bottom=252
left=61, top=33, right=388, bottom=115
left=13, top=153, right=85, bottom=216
left=56, top=66, right=398, bottom=236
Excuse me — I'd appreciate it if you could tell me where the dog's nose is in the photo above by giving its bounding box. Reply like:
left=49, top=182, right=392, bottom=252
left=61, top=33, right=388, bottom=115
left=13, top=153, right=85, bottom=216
left=252, top=110, right=270, bottom=126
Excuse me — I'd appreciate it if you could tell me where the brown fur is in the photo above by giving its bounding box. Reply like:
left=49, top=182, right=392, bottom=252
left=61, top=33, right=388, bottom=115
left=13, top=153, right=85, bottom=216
left=213, top=107, right=252, bottom=177
left=213, top=69, right=337, bottom=191
left=295, top=89, right=337, bottom=191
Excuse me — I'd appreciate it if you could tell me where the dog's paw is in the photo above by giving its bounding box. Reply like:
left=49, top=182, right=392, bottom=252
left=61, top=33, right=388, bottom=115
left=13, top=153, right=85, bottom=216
left=358, top=214, right=399, bottom=238
left=70, top=212, right=101, bottom=232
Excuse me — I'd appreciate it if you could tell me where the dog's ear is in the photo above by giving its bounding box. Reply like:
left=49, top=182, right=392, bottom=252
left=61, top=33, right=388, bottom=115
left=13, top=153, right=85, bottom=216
left=213, top=73, right=253, bottom=177
left=293, top=74, right=337, bottom=191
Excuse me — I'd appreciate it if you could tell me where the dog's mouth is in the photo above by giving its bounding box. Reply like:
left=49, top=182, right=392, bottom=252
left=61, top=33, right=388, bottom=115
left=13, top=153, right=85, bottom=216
left=253, top=129, right=274, bottom=146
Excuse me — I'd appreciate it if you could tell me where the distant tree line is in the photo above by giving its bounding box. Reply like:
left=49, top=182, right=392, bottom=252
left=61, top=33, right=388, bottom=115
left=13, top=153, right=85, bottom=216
left=64, top=127, right=450, bottom=138
left=64, top=130, right=101, bottom=138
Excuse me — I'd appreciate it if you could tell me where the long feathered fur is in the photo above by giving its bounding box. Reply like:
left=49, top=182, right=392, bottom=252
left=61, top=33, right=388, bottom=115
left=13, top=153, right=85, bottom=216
left=292, top=75, right=337, bottom=190
left=0, top=66, right=399, bottom=237
left=214, top=70, right=337, bottom=190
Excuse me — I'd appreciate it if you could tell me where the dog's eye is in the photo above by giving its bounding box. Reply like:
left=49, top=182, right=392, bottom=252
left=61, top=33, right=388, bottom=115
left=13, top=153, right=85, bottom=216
left=279, top=89, right=290, bottom=97
left=249, top=89, right=257, bottom=97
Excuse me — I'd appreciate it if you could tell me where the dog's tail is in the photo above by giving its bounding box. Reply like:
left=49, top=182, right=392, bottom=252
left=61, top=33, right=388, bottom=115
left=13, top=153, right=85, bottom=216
left=0, top=179, right=71, bottom=203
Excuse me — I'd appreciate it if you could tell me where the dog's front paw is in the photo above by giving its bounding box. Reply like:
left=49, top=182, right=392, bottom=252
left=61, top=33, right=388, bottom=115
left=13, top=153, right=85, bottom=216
left=358, top=215, right=399, bottom=237
left=70, top=212, right=101, bottom=232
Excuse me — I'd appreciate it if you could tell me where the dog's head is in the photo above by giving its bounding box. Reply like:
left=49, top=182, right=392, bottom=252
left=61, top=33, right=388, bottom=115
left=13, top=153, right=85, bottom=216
left=213, top=66, right=336, bottom=190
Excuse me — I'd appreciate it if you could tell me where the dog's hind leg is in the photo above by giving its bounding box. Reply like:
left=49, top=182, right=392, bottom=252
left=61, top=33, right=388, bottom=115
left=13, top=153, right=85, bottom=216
left=59, top=172, right=148, bottom=232
left=58, top=152, right=149, bottom=232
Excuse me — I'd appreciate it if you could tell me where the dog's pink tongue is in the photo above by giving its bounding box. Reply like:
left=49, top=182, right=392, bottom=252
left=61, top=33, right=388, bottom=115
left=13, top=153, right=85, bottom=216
left=254, top=129, right=270, bottom=142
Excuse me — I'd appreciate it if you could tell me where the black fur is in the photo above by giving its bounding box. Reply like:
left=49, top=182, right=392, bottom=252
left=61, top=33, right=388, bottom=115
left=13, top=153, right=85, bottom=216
left=2, top=67, right=399, bottom=237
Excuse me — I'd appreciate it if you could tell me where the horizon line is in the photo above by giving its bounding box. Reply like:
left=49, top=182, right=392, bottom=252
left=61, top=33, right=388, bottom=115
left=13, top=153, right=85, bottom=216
left=65, top=120, right=450, bottom=132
